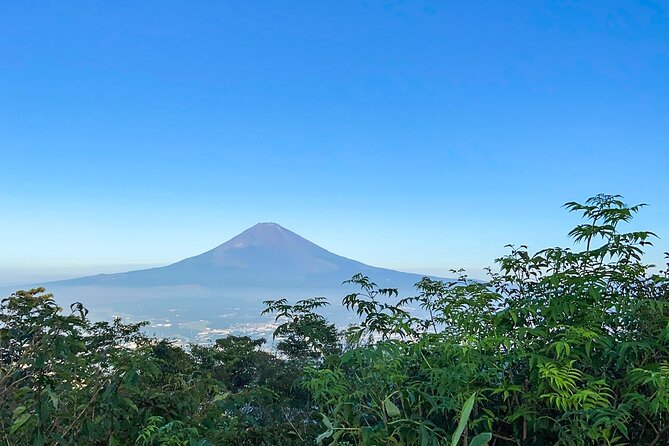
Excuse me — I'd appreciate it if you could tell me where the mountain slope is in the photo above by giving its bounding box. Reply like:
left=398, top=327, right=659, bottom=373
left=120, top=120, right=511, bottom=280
left=52, top=223, right=442, bottom=289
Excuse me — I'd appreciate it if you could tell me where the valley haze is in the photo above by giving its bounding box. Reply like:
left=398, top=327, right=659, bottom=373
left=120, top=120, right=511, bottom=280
left=3, top=223, right=450, bottom=343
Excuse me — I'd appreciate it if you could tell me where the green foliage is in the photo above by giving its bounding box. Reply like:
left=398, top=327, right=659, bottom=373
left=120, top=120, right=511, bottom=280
left=262, top=297, right=340, bottom=360
left=2, top=194, right=667, bottom=445
left=135, top=416, right=204, bottom=446
left=282, top=194, right=668, bottom=445
left=0, top=291, right=317, bottom=445
left=0, top=288, right=157, bottom=445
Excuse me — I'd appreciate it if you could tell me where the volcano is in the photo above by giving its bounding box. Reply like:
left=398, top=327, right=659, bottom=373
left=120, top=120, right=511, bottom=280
left=50, top=223, right=442, bottom=290
left=14, top=224, right=452, bottom=340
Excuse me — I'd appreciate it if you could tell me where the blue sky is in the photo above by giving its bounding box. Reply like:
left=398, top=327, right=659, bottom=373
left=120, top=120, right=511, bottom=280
left=1, top=1, right=668, bottom=283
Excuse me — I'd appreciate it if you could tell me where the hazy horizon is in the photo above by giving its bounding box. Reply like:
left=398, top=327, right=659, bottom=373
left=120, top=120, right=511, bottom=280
left=0, top=227, right=491, bottom=287
left=0, top=264, right=477, bottom=287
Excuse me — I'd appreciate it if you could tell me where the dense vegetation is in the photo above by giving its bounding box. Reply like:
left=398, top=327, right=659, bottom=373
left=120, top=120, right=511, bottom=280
left=1, top=194, right=668, bottom=445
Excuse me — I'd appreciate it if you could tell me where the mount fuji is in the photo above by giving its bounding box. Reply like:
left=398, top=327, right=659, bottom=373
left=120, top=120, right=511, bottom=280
left=50, top=223, right=442, bottom=290
left=5, top=224, right=451, bottom=341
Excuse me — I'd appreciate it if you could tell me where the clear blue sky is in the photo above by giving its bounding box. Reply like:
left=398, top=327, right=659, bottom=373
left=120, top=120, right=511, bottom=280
left=1, top=1, right=668, bottom=283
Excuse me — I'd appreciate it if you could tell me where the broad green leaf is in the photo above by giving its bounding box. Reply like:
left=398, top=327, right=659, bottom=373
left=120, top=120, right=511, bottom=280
left=32, top=430, right=45, bottom=446
left=12, top=405, right=27, bottom=418
left=469, top=432, right=492, bottom=446
left=451, top=393, right=476, bottom=446
left=46, top=386, right=59, bottom=409
left=11, top=412, right=32, bottom=434
left=316, top=429, right=333, bottom=445
left=322, top=414, right=334, bottom=430
left=213, top=392, right=230, bottom=402
left=384, top=398, right=401, bottom=418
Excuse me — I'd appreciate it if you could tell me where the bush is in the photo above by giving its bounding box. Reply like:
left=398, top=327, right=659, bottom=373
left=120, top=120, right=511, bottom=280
left=267, top=194, right=669, bottom=445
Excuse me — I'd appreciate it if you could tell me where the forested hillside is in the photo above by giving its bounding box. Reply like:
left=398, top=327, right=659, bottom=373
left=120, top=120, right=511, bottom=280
left=2, top=195, right=668, bottom=445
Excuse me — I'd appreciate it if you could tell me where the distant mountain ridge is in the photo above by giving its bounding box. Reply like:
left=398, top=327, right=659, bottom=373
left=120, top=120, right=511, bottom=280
left=50, top=223, right=445, bottom=290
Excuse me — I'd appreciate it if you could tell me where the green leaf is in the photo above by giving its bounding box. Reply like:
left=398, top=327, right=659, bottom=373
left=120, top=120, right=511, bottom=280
left=322, top=414, right=334, bottom=430
left=46, top=386, right=59, bottom=409
left=11, top=412, right=32, bottom=434
left=316, top=429, right=333, bottom=445
left=213, top=392, right=230, bottom=403
left=384, top=398, right=401, bottom=418
left=123, top=397, right=139, bottom=412
left=451, top=393, right=476, bottom=446
left=32, top=430, right=45, bottom=446
left=469, top=432, right=492, bottom=446
left=12, top=405, right=27, bottom=418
